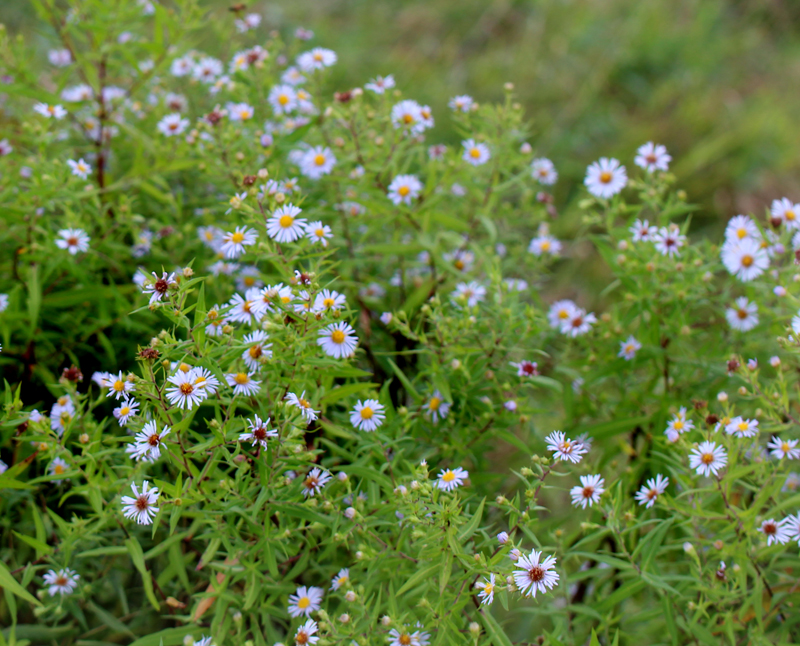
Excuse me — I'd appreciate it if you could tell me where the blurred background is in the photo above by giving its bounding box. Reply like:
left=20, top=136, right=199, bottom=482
left=4, top=0, right=800, bottom=232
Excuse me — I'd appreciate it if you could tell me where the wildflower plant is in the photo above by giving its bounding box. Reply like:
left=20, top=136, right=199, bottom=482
left=0, top=2, right=799, bottom=645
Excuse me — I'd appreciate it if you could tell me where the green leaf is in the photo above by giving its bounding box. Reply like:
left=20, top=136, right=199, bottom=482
left=396, top=563, right=438, bottom=596
left=0, top=561, right=41, bottom=607
left=479, top=609, right=514, bottom=646
left=12, top=532, right=52, bottom=555
left=457, top=497, right=485, bottom=542
left=589, top=630, right=601, bottom=646
left=125, top=538, right=160, bottom=611
left=127, top=627, right=199, bottom=646
left=320, top=382, right=379, bottom=405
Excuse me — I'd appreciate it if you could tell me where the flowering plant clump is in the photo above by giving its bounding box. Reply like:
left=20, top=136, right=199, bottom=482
left=1, top=2, right=800, bottom=645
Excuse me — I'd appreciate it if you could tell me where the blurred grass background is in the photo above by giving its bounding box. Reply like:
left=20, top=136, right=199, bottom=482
left=4, top=0, right=800, bottom=229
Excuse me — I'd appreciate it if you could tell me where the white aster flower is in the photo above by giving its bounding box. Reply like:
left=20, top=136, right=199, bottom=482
left=165, top=370, right=207, bottom=409
left=771, top=197, right=800, bottom=230
left=585, top=157, right=627, bottom=198
left=302, top=467, right=332, bottom=497
left=121, top=480, right=160, bottom=525
left=365, top=74, right=395, bottom=94
left=560, top=308, right=596, bottom=337
left=767, top=435, right=800, bottom=460
left=476, top=573, right=496, bottom=605
left=630, top=219, right=654, bottom=242
left=570, top=474, right=605, bottom=508
left=48, top=457, right=70, bottom=482
left=618, top=336, right=642, bottom=360
left=221, top=227, right=258, bottom=259
left=130, top=421, right=171, bottom=461
left=331, top=568, right=350, bottom=591
left=653, top=224, right=686, bottom=257
left=157, top=113, right=189, bottom=136
left=67, top=158, right=92, bottom=179
left=387, top=174, right=422, bottom=206
left=724, top=215, right=760, bottom=243
left=285, top=391, right=319, bottom=423
left=528, top=234, right=561, bottom=256
left=106, top=371, right=134, bottom=400
left=448, top=94, right=474, bottom=112
left=513, top=549, right=559, bottom=598
left=239, top=415, right=277, bottom=449
left=297, top=47, right=337, bottom=71
left=461, top=139, right=490, bottom=166
left=43, top=568, right=79, bottom=596
left=689, top=441, right=728, bottom=477
left=313, top=289, right=346, bottom=313
left=317, top=321, right=358, bottom=359
left=548, top=300, right=577, bottom=329
left=56, top=228, right=90, bottom=254
left=545, top=430, right=588, bottom=464
left=226, top=372, right=261, bottom=396
left=759, top=518, right=791, bottom=545
left=725, top=297, right=758, bottom=331
left=451, top=281, right=486, bottom=307
left=436, top=466, right=468, bottom=492
left=305, top=221, right=333, bottom=246
left=113, top=397, right=139, bottom=426
left=34, top=102, right=67, bottom=119
left=634, top=142, right=671, bottom=172
left=300, top=146, right=336, bottom=179
left=531, top=158, right=557, bottom=185
left=721, top=238, right=769, bottom=282
left=350, top=399, right=385, bottom=432
left=391, top=100, right=425, bottom=134
left=635, top=474, right=669, bottom=508
left=724, top=416, right=759, bottom=438
left=425, top=390, right=451, bottom=423
left=267, top=204, right=308, bottom=243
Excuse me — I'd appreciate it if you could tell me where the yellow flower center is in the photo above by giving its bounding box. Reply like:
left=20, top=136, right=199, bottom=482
left=701, top=452, right=714, bottom=465
left=278, top=94, right=289, bottom=105
left=429, top=396, right=441, bottom=411
left=674, top=420, right=684, bottom=431
left=469, top=147, right=481, bottom=158
left=119, top=407, right=130, bottom=416
left=402, top=114, right=414, bottom=124
left=736, top=228, right=747, bottom=239
left=399, top=635, right=411, bottom=646
left=249, top=346, right=262, bottom=359
left=540, top=240, right=551, bottom=251
left=113, top=380, right=125, bottom=391
left=442, top=470, right=455, bottom=482
left=786, top=210, right=796, bottom=221
left=231, top=231, right=244, bottom=243
left=314, top=154, right=326, bottom=166
left=315, top=228, right=325, bottom=237
left=599, top=171, right=612, bottom=183
left=331, top=329, right=346, bottom=344
left=360, top=407, right=373, bottom=419
left=279, top=214, right=294, bottom=228
left=297, top=596, right=310, bottom=609
left=737, top=422, right=748, bottom=432
left=782, top=442, right=790, bottom=452
left=323, top=298, right=334, bottom=308
left=398, top=185, right=410, bottom=196
left=234, top=373, right=249, bottom=385
left=741, top=255, right=753, bottom=267
left=180, top=383, right=194, bottom=395
left=54, top=464, right=65, bottom=475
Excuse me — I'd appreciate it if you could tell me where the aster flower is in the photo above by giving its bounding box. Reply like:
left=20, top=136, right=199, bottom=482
left=302, top=467, right=332, bottom=498
left=300, top=146, right=336, bottom=179
left=241, top=330, right=272, bottom=370
left=585, top=157, right=627, bottom=198
left=268, top=84, right=298, bottom=115
left=725, top=297, right=758, bottom=332
left=121, top=480, right=160, bottom=525
left=759, top=518, right=791, bottom=546
left=724, top=215, right=760, bottom=243
left=191, top=367, right=220, bottom=395
left=130, top=421, right=171, bottom=461
left=142, top=271, right=177, bottom=305
left=635, top=474, right=669, bottom=508
left=425, top=390, right=451, bottom=423
left=630, top=219, right=654, bottom=242
left=331, top=568, right=350, bottom=590
left=48, top=457, right=70, bottom=482
left=239, top=415, right=277, bottom=449
left=513, top=549, right=559, bottom=598
left=461, top=139, right=490, bottom=166
left=56, top=228, right=90, bottom=254
left=67, top=158, right=92, bottom=179
left=350, top=399, right=386, bottom=432
left=511, top=360, right=539, bottom=377
left=106, top=371, right=135, bottom=400
left=286, top=391, right=319, bottom=422
left=317, top=322, right=358, bottom=359
left=545, top=431, right=588, bottom=464
left=226, top=371, right=261, bottom=396
left=113, top=397, right=139, bottom=426
left=548, top=300, right=577, bottom=329
left=689, top=441, right=728, bottom=477
left=267, top=204, right=308, bottom=243
left=531, top=158, right=557, bottom=185
left=725, top=416, right=759, bottom=438
left=721, top=238, right=769, bottom=282
left=449, top=95, right=474, bottom=112
left=570, top=474, right=605, bottom=508
left=451, top=281, right=486, bottom=307
left=528, top=234, right=561, bottom=256
left=313, top=289, right=346, bottom=313
left=618, top=336, right=642, bottom=360
left=771, top=197, right=800, bottom=229
left=653, top=225, right=686, bottom=257
left=387, top=174, right=422, bottom=205
left=767, top=435, right=800, bottom=460
left=664, top=407, right=693, bottom=442
left=297, top=47, right=337, bottom=71
left=43, top=568, right=79, bottom=597
left=436, top=466, right=468, bottom=492
left=294, top=619, right=320, bottom=645
left=165, top=370, right=207, bottom=409
left=365, top=75, right=395, bottom=94
left=157, top=113, right=189, bottom=136
left=34, top=102, right=67, bottom=119
left=221, top=227, right=258, bottom=259
left=634, top=142, right=671, bottom=172
left=305, top=221, right=332, bottom=246
left=560, top=308, right=596, bottom=337
left=476, top=573, right=496, bottom=605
